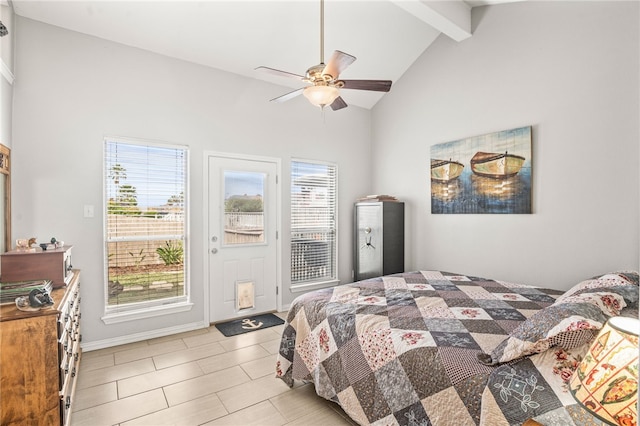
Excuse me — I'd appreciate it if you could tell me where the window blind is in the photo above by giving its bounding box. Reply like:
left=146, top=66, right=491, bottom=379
left=104, top=138, right=188, bottom=308
left=290, top=160, right=337, bottom=284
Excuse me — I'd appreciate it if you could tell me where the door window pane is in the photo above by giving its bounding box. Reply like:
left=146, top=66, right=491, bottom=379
left=223, top=171, right=265, bottom=245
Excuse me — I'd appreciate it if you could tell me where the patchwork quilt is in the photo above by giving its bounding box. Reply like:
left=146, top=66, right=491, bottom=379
left=275, top=270, right=639, bottom=426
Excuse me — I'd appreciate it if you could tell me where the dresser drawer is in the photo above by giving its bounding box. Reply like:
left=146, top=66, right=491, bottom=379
left=58, top=277, right=81, bottom=426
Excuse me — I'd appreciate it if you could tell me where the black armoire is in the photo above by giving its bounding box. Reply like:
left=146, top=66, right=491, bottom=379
left=353, top=201, right=404, bottom=281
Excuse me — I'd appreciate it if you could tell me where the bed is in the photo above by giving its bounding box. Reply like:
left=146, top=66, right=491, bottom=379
left=275, top=270, right=638, bottom=425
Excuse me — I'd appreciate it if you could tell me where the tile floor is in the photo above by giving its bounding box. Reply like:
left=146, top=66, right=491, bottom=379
left=71, top=312, right=357, bottom=426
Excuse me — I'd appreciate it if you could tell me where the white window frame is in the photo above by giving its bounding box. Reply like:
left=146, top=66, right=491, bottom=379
left=101, top=136, right=192, bottom=324
left=290, top=158, right=339, bottom=292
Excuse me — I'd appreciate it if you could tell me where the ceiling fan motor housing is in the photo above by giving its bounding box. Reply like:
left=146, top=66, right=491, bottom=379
left=304, top=64, right=344, bottom=88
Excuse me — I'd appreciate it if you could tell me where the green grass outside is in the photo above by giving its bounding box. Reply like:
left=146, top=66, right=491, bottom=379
left=108, top=269, right=185, bottom=305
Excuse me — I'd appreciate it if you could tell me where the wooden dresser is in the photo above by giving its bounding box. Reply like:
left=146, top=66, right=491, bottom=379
left=0, top=270, right=81, bottom=426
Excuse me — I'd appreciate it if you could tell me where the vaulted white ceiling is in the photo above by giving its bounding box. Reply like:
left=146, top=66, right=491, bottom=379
left=10, top=0, right=519, bottom=109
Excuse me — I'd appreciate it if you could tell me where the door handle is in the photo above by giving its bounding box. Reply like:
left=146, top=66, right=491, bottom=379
left=211, top=248, right=218, bottom=254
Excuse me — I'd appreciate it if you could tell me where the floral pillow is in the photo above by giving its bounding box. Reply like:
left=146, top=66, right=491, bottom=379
left=555, top=271, right=638, bottom=304
left=477, top=271, right=638, bottom=366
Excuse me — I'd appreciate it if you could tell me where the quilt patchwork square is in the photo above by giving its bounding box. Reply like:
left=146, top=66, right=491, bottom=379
left=389, top=315, right=430, bottom=331
left=444, top=274, right=472, bottom=282
left=385, top=289, right=418, bottom=307
left=375, top=358, right=420, bottom=412
left=484, top=308, right=527, bottom=321
left=357, top=294, right=387, bottom=306
left=449, top=306, right=493, bottom=320
left=358, top=328, right=396, bottom=371
left=402, top=272, right=431, bottom=283
left=407, top=282, right=435, bottom=291
left=430, top=282, right=459, bottom=291
left=431, top=331, right=481, bottom=349
left=394, top=401, right=430, bottom=426
left=419, top=270, right=447, bottom=280
left=398, top=348, right=451, bottom=399
left=382, top=276, right=409, bottom=289
left=424, top=318, right=466, bottom=333
left=438, top=347, right=494, bottom=385
left=486, top=360, right=563, bottom=423
left=339, top=336, right=373, bottom=385
left=475, top=298, right=513, bottom=309
left=351, top=374, right=393, bottom=423
left=321, top=351, right=351, bottom=394
left=460, top=319, right=509, bottom=335
left=390, top=329, right=436, bottom=354
left=422, top=385, right=477, bottom=425
left=327, top=311, right=357, bottom=346
left=456, top=285, right=497, bottom=300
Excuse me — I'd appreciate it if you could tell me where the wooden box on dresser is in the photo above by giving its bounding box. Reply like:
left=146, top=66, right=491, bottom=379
left=0, top=270, right=81, bottom=426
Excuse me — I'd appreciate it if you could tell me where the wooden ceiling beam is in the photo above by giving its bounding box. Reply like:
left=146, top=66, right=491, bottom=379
left=390, top=0, right=472, bottom=42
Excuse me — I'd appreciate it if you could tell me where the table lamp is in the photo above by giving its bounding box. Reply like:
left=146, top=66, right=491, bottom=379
left=569, top=316, right=639, bottom=425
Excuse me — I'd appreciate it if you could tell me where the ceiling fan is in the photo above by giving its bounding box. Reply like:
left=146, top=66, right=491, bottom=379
left=255, top=0, right=392, bottom=111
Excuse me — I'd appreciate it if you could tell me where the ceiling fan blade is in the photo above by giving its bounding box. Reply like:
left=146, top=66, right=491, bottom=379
left=270, top=88, right=304, bottom=103
left=329, top=96, right=348, bottom=111
left=341, top=79, right=392, bottom=92
left=322, top=50, right=356, bottom=79
left=255, top=66, right=305, bottom=81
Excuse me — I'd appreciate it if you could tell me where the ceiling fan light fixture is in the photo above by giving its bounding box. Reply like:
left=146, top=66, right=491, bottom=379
left=256, top=0, right=391, bottom=111
left=303, top=85, right=339, bottom=108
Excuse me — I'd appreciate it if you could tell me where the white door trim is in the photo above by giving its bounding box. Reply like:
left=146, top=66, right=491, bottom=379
left=202, top=151, right=282, bottom=325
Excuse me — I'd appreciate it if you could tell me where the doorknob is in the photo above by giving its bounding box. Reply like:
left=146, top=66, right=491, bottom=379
left=211, top=236, right=218, bottom=242
left=211, top=248, right=218, bottom=254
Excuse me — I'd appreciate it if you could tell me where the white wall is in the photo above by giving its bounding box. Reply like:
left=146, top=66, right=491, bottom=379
left=372, top=1, right=639, bottom=290
left=12, top=17, right=372, bottom=347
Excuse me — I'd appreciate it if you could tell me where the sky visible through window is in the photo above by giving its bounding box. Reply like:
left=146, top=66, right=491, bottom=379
left=291, top=162, right=330, bottom=192
left=105, top=141, right=186, bottom=209
left=224, top=171, right=264, bottom=199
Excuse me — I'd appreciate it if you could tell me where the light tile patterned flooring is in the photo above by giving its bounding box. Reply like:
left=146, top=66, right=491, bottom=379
left=71, top=312, right=357, bottom=426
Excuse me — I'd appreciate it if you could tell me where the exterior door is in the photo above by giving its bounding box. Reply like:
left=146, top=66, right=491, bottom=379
left=207, top=154, right=278, bottom=323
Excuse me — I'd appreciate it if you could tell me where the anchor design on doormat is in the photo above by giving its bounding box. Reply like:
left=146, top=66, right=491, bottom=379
left=241, top=318, right=263, bottom=330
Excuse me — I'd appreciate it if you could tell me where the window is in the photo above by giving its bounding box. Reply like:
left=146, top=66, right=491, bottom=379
left=103, top=138, right=188, bottom=316
left=290, top=159, right=337, bottom=287
left=223, top=170, right=265, bottom=246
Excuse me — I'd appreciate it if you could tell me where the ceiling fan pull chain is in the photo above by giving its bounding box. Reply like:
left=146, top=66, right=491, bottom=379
left=320, top=0, right=324, bottom=64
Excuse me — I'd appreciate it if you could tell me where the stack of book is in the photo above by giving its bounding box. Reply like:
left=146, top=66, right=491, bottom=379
left=357, top=194, right=399, bottom=202
left=0, top=279, right=53, bottom=305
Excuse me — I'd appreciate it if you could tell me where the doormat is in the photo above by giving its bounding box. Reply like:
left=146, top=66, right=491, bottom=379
left=214, top=313, right=285, bottom=337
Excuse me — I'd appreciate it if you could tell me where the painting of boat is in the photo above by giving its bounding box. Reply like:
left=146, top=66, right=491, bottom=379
left=431, top=159, right=464, bottom=182
left=470, top=151, right=525, bottom=179
left=430, top=125, right=532, bottom=214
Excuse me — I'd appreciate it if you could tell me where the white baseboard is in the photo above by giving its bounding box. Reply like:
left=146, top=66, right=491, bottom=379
left=80, top=320, right=209, bottom=352
left=279, top=303, right=291, bottom=313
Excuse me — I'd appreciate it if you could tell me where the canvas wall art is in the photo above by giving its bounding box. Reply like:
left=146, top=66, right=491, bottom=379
left=430, top=126, right=532, bottom=214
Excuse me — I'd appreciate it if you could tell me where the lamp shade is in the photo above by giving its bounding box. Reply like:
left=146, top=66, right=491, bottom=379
left=569, top=316, right=639, bottom=426
left=303, top=85, right=339, bottom=108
